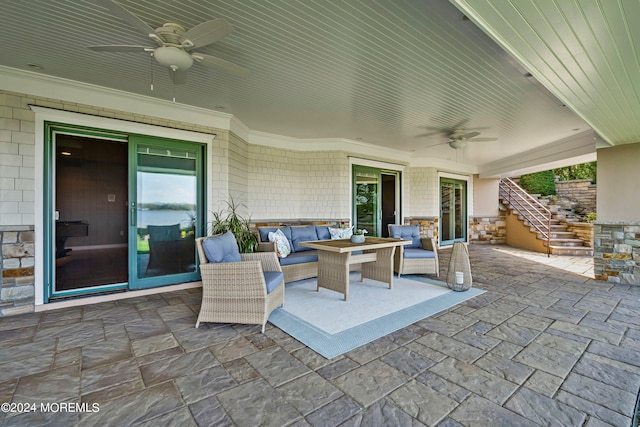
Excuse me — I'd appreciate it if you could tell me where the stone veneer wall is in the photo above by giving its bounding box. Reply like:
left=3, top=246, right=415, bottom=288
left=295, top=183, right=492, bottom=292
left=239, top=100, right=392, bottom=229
left=405, top=217, right=439, bottom=243
left=469, top=216, right=506, bottom=244
left=555, top=179, right=597, bottom=213
left=0, top=226, right=35, bottom=315
left=566, top=222, right=594, bottom=248
left=593, top=222, right=640, bottom=285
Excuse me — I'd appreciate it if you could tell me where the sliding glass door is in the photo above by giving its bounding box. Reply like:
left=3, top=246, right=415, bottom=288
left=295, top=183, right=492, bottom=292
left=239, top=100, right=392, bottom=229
left=45, top=124, right=204, bottom=300
left=440, top=178, right=467, bottom=245
left=352, top=165, right=400, bottom=237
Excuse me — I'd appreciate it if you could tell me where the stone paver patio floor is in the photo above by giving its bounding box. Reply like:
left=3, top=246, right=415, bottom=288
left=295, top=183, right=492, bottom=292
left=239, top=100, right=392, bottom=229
left=1, top=244, right=639, bottom=426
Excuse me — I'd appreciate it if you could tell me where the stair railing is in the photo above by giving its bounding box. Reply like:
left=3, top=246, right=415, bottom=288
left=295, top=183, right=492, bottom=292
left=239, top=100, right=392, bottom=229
left=499, top=178, right=551, bottom=256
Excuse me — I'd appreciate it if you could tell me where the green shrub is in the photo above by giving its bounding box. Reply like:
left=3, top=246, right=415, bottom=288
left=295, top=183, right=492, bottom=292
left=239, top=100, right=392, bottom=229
left=553, top=161, right=597, bottom=183
left=518, top=170, right=556, bottom=196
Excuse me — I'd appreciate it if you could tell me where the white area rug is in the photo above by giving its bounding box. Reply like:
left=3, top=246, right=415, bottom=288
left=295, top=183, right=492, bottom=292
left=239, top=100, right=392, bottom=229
left=282, top=273, right=451, bottom=334
left=269, top=272, right=484, bottom=358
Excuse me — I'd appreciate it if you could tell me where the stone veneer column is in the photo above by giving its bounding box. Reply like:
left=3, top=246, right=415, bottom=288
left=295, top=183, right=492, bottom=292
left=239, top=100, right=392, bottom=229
left=593, top=222, right=640, bottom=285
left=469, top=216, right=506, bottom=244
left=0, top=226, right=35, bottom=316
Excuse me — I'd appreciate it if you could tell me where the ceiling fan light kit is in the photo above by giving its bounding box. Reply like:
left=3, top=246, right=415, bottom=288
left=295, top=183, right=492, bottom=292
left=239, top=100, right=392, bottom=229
left=153, top=46, right=194, bottom=70
left=89, top=0, right=248, bottom=92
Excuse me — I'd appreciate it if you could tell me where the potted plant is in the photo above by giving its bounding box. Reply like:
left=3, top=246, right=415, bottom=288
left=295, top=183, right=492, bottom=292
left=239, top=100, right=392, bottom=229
left=209, top=198, right=258, bottom=253
left=351, top=228, right=368, bottom=243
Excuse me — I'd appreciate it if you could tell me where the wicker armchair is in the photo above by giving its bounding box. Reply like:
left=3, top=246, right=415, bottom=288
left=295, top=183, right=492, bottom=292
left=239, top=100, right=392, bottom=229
left=195, top=234, right=284, bottom=332
left=388, top=225, right=439, bottom=277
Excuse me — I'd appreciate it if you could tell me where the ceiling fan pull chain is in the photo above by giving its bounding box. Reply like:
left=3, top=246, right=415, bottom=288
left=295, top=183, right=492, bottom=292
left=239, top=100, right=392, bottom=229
left=172, top=79, right=176, bottom=103
left=150, top=53, right=154, bottom=91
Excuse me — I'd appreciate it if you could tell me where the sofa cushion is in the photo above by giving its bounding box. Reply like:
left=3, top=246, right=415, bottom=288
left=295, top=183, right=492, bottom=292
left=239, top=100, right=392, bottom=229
left=315, top=225, right=331, bottom=240
left=403, top=248, right=436, bottom=259
left=291, top=226, right=318, bottom=252
left=258, top=226, right=294, bottom=252
left=279, top=250, right=319, bottom=266
left=202, top=231, right=241, bottom=263
left=263, top=271, right=284, bottom=293
left=389, top=225, right=422, bottom=248
left=268, top=229, right=291, bottom=258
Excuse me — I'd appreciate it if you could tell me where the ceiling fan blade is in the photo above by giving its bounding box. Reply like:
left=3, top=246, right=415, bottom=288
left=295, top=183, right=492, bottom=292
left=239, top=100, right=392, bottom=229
left=88, top=45, right=152, bottom=52
left=461, top=131, right=480, bottom=139
left=180, top=18, right=233, bottom=49
left=468, top=137, right=498, bottom=142
left=169, top=69, right=188, bottom=85
left=97, top=0, right=161, bottom=41
left=192, top=53, right=249, bottom=77
left=421, top=141, right=449, bottom=148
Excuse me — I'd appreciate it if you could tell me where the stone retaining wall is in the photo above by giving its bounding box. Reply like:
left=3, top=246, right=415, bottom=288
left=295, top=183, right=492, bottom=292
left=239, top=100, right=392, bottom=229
left=555, top=179, right=596, bottom=213
left=469, top=216, right=506, bottom=244
left=566, top=222, right=594, bottom=247
left=593, top=222, right=640, bottom=285
left=1, top=226, right=35, bottom=316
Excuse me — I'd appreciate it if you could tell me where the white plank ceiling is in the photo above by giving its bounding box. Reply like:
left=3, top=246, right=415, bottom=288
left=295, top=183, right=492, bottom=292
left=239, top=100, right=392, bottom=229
left=1, top=0, right=632, bottom=171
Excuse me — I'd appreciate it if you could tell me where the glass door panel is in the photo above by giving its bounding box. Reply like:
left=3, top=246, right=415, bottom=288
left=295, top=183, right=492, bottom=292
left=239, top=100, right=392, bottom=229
left=454, top=184, right=465, bottom=240
left=441, top=183, right=452, bottom=242
left=440, top=178, right=467, bottom=245
left=130, top=139, right=202, bottom=290
left=353, top=167, right=380, bottom=236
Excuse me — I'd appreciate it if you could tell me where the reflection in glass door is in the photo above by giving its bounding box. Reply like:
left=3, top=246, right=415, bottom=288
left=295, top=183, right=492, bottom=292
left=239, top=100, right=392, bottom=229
left=440, top=178, right=467, bottom=245
left=353, top=166, right=400, bottom=237
left=353, top=167, right=380, bottom=236
left=130, top=138, right=202, bottom=290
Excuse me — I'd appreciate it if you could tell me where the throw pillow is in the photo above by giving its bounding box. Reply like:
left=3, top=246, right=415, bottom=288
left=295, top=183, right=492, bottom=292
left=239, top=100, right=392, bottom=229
left=268, top=229, right=291, bottom=258
left=328, top=226, right=353, bottom=239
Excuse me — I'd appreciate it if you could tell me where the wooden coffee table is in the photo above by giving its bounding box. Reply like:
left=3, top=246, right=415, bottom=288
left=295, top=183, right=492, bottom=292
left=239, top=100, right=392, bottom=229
left=299, top=237, right=410, bottom=300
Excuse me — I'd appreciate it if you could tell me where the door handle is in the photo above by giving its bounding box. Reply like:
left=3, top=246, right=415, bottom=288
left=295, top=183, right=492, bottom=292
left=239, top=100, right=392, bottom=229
left=131, top=205, right=136, bottom=226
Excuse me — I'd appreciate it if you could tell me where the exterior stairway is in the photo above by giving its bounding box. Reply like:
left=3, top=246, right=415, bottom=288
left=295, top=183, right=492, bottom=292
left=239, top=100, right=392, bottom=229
left=499, top=178, right=593, bottom=256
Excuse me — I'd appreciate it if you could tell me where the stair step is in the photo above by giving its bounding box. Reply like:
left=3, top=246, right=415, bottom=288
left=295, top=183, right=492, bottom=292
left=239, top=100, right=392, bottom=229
left=544, top=238, right=587, bottom=247
left=547, top=232, right=576, bottom=239
left=549, top=246, right=594, bottom=256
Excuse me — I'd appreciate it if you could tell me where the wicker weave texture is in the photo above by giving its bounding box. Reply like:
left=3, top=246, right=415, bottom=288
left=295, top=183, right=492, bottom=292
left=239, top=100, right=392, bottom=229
left=361, top=247, right=395, bottom=288
left=195, top=237, right=284, bottom=331
left=392, top=236, right=439, bottom=277
left=446, top=242, right=472, bottom=291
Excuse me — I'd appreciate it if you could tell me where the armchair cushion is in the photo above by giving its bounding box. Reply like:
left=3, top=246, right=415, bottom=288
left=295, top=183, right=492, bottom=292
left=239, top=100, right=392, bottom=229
left=389, top=225, right=422, bottom=248
left=403, top=248, right=436, bottom=259
left=202, top=231, right=242, bottom=263
left=291, top=226, right=318, bottom=252
left=263, top=271, right=285, bottom=293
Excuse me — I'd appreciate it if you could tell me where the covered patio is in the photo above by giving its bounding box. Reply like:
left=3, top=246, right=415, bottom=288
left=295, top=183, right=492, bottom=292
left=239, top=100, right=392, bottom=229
left=2, top=244, right=637, bottom=426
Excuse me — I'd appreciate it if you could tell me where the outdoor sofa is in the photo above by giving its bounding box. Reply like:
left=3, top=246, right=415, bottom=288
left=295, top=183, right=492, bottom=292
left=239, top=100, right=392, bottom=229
left=257, top=225, right=332, bottom=283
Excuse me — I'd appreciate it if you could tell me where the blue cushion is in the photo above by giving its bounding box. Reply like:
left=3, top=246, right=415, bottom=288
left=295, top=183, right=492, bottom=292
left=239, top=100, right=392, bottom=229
left=279, top=250, right=319, bottom=266
left=403, top=248, right=436, bottom=259
left=290, top=226, right=318, bottom=252
left=258, top=226, right=294, bottom=252
left=389, top=225, right=422, bottom=249
left=315, top=225, right=331, bottom=240
left=263, top=271, right=284, bottom=293
left=202, top=231, right=241, bottom=263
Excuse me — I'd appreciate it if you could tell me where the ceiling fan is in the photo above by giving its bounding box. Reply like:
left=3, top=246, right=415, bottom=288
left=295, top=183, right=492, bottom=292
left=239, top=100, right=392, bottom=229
left=88, top=0, right=248, bottom=85
left=425, top=129, right=497, bottom=150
